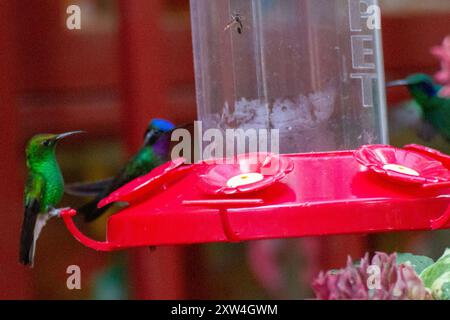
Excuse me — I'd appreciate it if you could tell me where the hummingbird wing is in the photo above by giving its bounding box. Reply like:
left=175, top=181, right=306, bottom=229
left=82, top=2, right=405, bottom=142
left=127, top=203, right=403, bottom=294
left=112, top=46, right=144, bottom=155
left=19, top=173, right=45, bottom=267
left=77, top=164, right=143, bottom=222
left=417, top=121, right=438, bottom=142
left=78, top=153, right=160, bottom=222
left=421, top=97, right=450, bottom=142
left=65, top=178, right=115, bottom=197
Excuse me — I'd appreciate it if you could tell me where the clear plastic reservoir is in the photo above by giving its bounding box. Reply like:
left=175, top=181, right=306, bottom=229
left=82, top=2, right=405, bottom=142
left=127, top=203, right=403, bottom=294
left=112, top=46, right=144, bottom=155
left=190, top=0, right=388, bottom=155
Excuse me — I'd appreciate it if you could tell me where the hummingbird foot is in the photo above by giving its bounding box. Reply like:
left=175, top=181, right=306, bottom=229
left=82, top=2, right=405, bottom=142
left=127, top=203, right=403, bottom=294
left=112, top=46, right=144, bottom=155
left=49, top=207, right=72, bottom=218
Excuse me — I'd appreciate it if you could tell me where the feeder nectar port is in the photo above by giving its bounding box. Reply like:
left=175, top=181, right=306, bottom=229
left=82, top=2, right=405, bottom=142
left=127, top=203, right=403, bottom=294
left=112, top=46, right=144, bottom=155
left=226, top=173, right=264, bottom=188
left=383, top=164, right=420, bottom=177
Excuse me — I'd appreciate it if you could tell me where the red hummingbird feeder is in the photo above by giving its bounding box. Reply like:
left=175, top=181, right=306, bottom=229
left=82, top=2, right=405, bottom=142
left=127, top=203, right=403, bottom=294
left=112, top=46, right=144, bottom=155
left=60, top=144, right=450, bottom=251
left=61, top=0, right=450, bottom=251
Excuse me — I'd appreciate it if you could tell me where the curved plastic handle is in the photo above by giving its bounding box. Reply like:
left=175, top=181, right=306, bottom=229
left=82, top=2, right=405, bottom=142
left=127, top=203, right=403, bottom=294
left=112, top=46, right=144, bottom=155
left=182, top=199, right=264, bottom=242
left=60, top=209, right=116, bottom=252
left=431, top=202, right=450, bottom=230
left=219, top=208, right=241, bottom=242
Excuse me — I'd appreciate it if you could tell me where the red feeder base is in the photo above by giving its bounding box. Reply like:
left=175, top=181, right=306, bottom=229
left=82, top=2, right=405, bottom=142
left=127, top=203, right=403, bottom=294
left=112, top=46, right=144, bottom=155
left=61, top=144, right=450, bottom=251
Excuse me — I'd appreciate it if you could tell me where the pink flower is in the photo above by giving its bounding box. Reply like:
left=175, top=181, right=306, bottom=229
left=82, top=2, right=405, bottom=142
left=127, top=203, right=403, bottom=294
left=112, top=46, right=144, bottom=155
left=440, top=87, right=450, bottom=97
left=312, top=252, right=432, bottom=300
left=431, top=35, right=450, bottom=97
left=354, top=145, right=450, bottom=188
left=197, top=153, right=294, bottom=195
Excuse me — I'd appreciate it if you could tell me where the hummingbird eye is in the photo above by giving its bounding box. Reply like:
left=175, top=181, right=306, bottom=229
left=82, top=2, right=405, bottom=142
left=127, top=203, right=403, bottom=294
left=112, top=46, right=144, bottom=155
left=42, top=140, right=51, bottom=147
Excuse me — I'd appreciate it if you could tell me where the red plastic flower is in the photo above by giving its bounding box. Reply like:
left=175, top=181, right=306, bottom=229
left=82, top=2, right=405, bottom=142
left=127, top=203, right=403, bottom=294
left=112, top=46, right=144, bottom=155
left=197, top=153, right=294, bottom=195
left=354, top=145, right=450, bottom=188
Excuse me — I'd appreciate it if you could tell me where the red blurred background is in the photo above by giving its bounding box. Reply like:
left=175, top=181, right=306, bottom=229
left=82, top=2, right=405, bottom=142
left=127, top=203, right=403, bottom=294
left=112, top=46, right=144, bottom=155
left=0, top=0, right=449, bottom=299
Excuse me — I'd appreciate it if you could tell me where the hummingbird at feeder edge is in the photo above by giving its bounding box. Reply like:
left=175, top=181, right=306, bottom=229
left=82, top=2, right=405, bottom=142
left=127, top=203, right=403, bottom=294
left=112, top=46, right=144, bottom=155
left=387, top=73, right=450, bottom=143
left=20, top=131, right=84, bottom=267
left=66, top=118, right=176, bottom=222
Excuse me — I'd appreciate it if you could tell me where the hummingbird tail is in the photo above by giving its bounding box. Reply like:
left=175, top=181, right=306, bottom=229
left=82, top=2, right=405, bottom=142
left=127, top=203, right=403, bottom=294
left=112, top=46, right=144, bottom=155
left=65, top=178, right=114, bottom=197
left=19, top=201, right=40, bottom=267
left=78, top=199, right=111, bottom=223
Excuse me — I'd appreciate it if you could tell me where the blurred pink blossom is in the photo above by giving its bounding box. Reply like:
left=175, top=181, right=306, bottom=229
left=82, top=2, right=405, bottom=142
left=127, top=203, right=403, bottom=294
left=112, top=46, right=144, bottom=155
left=312, top=252, right=432, bottom=300
left=247, top=240, right=285, bottom=297
left=431, top=36, right=450, bottom=97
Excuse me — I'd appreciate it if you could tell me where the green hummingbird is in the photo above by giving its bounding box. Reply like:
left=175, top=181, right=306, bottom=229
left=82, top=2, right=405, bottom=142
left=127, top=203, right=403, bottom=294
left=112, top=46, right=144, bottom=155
left=387, top=73, right=450, bottom=142
left=66, top=118, right=176, bottom=222
left=20, top=131, right=84, bottom=267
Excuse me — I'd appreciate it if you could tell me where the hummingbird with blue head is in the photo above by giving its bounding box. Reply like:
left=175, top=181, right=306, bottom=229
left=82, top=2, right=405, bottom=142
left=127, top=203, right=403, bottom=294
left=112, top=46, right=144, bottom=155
left=66, top=118, right=177, bottom=222
left=387, top=73, right=450, bottom=142
left=20, top=131, right=84, bottom=267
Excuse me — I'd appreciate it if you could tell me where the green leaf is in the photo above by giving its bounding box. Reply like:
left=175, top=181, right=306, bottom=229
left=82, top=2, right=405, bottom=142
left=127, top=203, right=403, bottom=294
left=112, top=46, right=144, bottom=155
left=420, top=249, right=450, bottom=300
left=441, top=282, right=450, bottom=301
left=396, top=252, right=434, bottom=275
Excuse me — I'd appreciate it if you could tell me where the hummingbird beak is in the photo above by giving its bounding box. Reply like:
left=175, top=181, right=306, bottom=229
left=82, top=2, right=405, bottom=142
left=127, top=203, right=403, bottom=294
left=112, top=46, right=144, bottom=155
left=386, top=79, right=410, bottom=88
left=55, top=131, right=85, bottom=141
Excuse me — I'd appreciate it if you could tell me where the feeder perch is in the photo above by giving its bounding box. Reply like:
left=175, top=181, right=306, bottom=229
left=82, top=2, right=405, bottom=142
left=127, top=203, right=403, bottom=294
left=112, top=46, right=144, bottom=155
left=61, top=0, right=449, bottom=251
